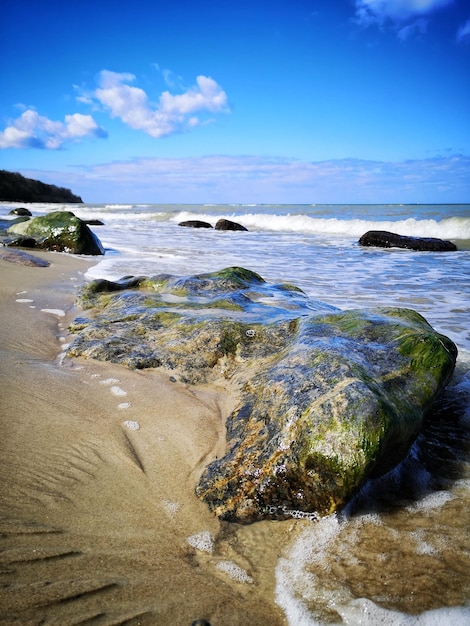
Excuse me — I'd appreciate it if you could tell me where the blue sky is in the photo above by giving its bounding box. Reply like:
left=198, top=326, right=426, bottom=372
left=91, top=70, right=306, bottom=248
left=1, top=0, right=469, bottom=204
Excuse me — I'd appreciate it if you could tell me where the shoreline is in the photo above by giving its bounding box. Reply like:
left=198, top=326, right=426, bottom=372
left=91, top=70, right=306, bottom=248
left=1, top=248, right=469, bottom=624
left=0, top=250, right=291, bottom=625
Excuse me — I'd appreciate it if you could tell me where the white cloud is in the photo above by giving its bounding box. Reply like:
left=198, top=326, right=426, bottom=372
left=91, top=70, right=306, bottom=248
left=456, top=18, right=470, bottom=42
left=64, top=113, right=104, bottom=138
left=397, top=17, right=428, bottom=39
left=354, top=0, right=454, bottom=26
left=30, top=154, right=469, bottom=204
left=91, top=70, right=230, bottom=138
left=0, top=109, right=107, bottom=149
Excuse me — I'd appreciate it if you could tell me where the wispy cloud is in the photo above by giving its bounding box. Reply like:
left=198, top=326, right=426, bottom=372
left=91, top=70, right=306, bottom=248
left=353, top=0, right=455, bottom=38
left=397, top=18, right=428, bottom=40
left=86, top=70, right=230, bottom=138
left=354, top=0, right=454, bottom=24
left=456, top=18, right=470, bottom=43
left=25, top=154, right=470, bottom=203
left=0, top=109, right=107, bottom=149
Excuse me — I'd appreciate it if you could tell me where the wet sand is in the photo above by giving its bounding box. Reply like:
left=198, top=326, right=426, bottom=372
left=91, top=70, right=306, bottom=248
left=0, top=250, right=292, bottom=625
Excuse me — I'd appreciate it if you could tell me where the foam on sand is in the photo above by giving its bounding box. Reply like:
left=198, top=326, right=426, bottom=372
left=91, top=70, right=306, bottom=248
left=276, top=505, right=470, bottom=626
left=187, top=531, right=214, bottom=553
left=122, top=420, right=140, bottom=431
left=215, top=560, right=253, bottom=584
left=41, top=308, right=66, bottom=317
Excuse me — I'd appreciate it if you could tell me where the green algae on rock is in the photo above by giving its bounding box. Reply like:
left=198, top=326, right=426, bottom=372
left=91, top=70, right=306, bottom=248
left=67, top=267, right=319, bottom=383
left=7, top=211, right=104, bottom=255
left=66, top=267, right=457, bottom=523
left=196, top=307, right=457, bottom=523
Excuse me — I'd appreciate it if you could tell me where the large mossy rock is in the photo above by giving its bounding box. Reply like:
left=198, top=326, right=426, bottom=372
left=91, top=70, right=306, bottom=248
left=7, top=211, right=104, bottom=255
left=66, top=267, right=457, bottom=523
left=197, top=307, right=457, bottom=522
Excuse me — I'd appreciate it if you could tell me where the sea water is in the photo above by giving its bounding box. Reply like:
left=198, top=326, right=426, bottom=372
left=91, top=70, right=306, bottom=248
left=1, top=202, right=469, bottom=624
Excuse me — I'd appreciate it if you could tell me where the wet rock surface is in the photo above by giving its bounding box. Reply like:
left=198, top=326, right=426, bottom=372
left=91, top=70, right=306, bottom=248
left=67, top=267, right=320, bottom=382
left=66, top=267, right=457, bottom=523
left=0, top=248, right=50, bottom=266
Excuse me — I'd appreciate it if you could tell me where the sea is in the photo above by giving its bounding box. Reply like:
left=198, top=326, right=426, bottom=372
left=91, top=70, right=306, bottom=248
left=2, top=201, right=470, bottom=625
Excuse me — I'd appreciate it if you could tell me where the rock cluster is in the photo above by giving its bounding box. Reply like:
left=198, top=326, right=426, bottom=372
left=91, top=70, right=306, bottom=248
left=178, top=218, right=248, bottom=231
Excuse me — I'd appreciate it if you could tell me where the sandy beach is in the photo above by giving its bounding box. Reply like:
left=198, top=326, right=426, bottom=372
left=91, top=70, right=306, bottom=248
left=0, top=250, right=292, bottom=625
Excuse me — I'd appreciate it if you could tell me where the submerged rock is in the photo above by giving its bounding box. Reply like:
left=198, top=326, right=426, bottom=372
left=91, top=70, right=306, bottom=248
left=0, top=248, right=50, bottom=266
left=66, top=267, right=457, bottom=523
left=7, top=211, right=104, bottom=255
left=359, top=230, right=457, bottom=252
left=67, top=267, right=319, bottom=381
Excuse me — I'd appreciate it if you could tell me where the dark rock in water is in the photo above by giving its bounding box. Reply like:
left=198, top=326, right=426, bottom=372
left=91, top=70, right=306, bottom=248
left=359, top=230, right=457, bottom=252
left=7, top=211, right=104, bottom=255
left=9, top=207, right=32, bottom=216
left=179, top=220, right=213, bottom=228
left=215, top=218, right=248, bottom=231
left=84, top=219, right=105, bottom=226
left=66, top=267, right=457, bottom=523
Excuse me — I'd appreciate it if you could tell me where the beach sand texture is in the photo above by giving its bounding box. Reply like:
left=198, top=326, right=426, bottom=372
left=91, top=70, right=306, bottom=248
left=0, top=251, right=290, bottom=625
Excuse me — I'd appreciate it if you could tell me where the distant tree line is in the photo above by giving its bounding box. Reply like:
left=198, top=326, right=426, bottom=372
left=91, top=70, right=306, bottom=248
left=0, top=170, right=83, bottom=203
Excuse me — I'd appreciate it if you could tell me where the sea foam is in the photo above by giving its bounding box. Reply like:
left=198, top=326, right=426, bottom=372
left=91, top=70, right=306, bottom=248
left=215, top=560, right=253, bottom=584
left=187, top=531, right=214, bottom=553
left=275, top=515, right=470, bottom=625
left=171, top=211, right=470, bottom=240
left=41, top=308, right=65, bottom=317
